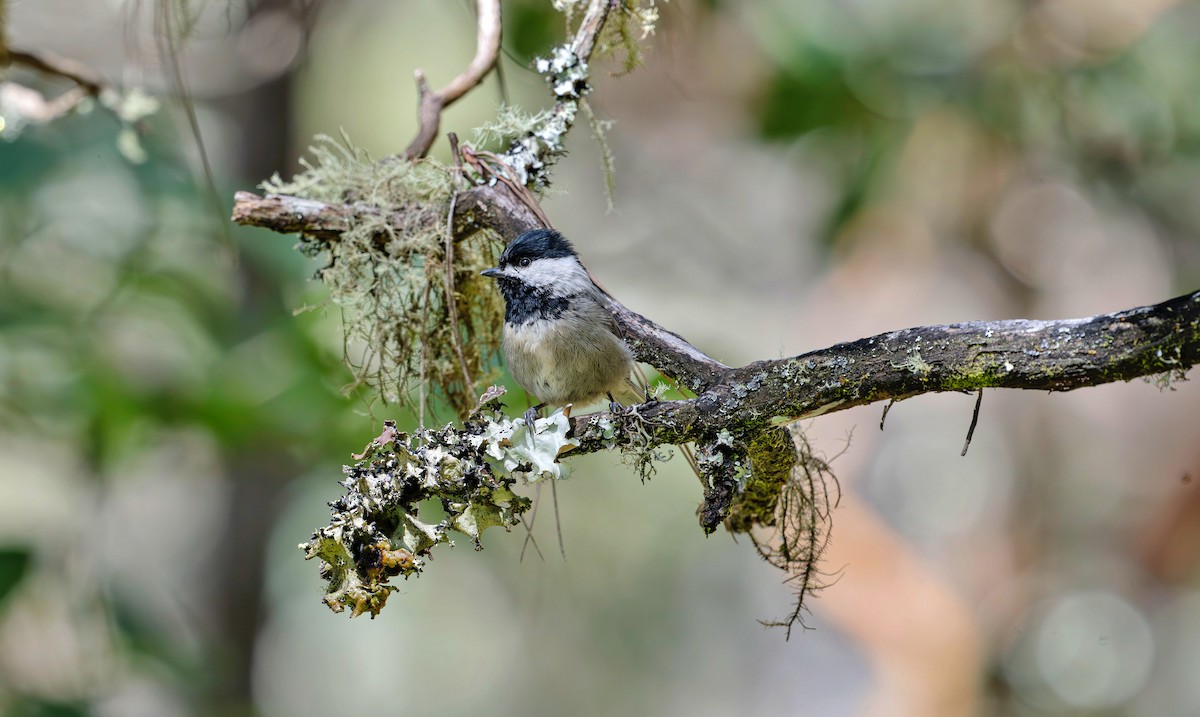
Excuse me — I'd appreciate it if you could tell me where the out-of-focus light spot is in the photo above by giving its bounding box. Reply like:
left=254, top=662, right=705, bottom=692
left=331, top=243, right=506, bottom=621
left=116, top=126, right=148, bottom=164
left=988, top=182, right=1093, bottom=288
left=1015, top=0, right=1180, bottom=67
left=1139, top=591, right=1200, bottom=716
left=1034, top=591, right=1154, bottom=709
left=238, top=9, right=304, bottom=80
left=866, top=426, right=1013, bottom=541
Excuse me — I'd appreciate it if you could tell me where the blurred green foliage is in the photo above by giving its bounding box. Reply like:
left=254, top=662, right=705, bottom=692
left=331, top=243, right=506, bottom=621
left=0, top=114, right=366, bottom=461
left=0, top=93, right=370, bottom=715
left=751, top=0, right=1200, bottom=261
left=502, top=0, right=567, bottom=64
left=0, top=547, right=30, bottom=608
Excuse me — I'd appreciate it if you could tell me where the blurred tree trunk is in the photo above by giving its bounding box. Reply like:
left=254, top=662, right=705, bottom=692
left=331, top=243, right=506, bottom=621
left=204, top=5, right=302, bottom=711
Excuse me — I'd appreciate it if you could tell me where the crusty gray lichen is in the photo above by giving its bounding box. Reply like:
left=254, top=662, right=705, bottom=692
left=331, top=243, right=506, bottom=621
left=498, top=46, right=592, bottom=188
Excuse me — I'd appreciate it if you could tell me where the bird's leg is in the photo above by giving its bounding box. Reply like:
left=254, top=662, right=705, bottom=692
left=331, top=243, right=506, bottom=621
left=606, top=391, right=624, bottom=415
left=523, top=403, right=546, bottom=427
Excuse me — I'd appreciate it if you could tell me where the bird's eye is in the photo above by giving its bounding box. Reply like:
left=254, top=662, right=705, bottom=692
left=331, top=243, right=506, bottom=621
left=518, top=257, right=532, bottom=268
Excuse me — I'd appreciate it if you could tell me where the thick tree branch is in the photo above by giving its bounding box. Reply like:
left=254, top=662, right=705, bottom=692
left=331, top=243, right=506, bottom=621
left=231, top=185, right=1198, bottom=411
left=232, top=186, right=542, bottom=245
left=568, top=290, right=1200, bottom=453
left=403, top=0, right=502, bottom=159
left=232, top=190, right=383, bottom=239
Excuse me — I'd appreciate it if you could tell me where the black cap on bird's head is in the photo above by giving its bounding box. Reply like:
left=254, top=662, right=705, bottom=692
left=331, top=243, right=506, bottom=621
left=499, top=229, right=576, bottom=264
left=481, top=229, right=577, bottom=278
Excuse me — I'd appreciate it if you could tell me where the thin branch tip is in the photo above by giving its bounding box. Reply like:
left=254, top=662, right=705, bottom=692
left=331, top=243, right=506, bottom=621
left=403, top=0, right=503, bottom=158
left=960, top=389, right=984, bottom=457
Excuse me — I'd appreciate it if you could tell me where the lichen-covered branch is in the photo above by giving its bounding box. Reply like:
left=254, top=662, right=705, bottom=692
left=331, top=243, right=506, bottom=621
left=490, top=0, right=611, bottom=187
left=301, top=387, right=578, bottom=617
left=568, top=290, right=1200, bottom=454
left=234, top=146, right=1198, bottom=629
left=232, top=181, right=1200, bottom=455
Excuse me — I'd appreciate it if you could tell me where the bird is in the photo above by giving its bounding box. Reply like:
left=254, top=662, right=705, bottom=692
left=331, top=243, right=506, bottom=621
left=481, top=228, right=642, bottom=425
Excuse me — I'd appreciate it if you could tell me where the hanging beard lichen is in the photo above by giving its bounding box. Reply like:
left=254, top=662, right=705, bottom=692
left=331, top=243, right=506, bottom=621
left=262, top=133, right=505, bottom=415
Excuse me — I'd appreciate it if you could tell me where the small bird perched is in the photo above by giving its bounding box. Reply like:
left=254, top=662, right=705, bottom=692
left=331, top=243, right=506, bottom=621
left=481, top=229, right=641, bottom=424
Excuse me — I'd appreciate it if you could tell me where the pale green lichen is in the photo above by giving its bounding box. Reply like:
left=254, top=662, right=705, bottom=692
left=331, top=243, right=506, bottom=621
left=610, top=404, right=674, bottom=482
left=474, top=104, right=552, bottom=152
left=582, top=99, right=618, bottom=212
left=263, top=132, right=505, bottom=414
left=1144, top=345, right=1190, bottom=390
left=894, top=347, right=932, bottom=375
left=588, top=0, right=664, bottom=74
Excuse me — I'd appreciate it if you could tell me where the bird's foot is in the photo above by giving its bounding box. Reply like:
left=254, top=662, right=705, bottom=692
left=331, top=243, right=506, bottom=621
left=522, top=403, right=546, bottom=428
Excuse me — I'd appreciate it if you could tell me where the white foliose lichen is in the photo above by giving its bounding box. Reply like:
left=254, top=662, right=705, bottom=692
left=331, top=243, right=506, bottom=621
left=301, top=388, right=579, bottom=617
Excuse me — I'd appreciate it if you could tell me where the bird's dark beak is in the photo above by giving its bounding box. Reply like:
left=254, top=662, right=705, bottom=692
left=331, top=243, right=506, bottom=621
left=481, top=267, right=502, bottom=278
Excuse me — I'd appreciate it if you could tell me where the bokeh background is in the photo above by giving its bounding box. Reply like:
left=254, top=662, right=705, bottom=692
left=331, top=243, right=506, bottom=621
left=3, top=1, right=1200, bottom=715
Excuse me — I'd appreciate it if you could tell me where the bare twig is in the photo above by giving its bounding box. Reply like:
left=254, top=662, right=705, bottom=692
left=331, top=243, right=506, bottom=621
left=464, top=146, right=555, bottom=228
left=880, top=399, right=896, bottom=430
left=1, top=48, right=106, bottom=124
left=403, top=0, right=502, bottom=159
left=3, top=49, right=105, bottom=95
left=550, top=478, right=567, bottom=561
left=443, top=133, right=474, bottom=395
left=519, top=510, right=545, bottom=563
left=448, top=131, right=463, bottom=175
left=960, top=389, right=984, bottom=456
left=442, top=179, right=475, bottom=392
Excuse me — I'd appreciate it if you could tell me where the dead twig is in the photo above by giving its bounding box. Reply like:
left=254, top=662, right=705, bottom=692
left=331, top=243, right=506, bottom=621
left=403, top=0, right=502, bottom=159
left=1, top=49, right=106, bottom=124
left=3, top=49, right=105, bottom=95
left=960, top=389, right=984, bottom=457
left=880, top=399, right=895, bottom=430
left=442, top=162, right=475, bottom=393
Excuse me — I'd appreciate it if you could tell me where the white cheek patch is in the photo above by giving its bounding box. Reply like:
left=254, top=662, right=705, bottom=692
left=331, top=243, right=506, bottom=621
left=516, top=257, right=592, bottom=294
